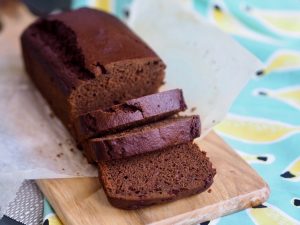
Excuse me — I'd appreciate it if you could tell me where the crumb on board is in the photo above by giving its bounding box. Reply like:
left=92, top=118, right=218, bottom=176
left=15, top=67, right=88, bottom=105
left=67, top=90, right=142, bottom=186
left=56, top=153, right=64, bottom=158
left=62, top=168, right=65, bottom=171
left=65, top=139, right=73, bottom=145
left=190, top=107, right=197, bottom=112
left=208, top=189, right=212, bottom=193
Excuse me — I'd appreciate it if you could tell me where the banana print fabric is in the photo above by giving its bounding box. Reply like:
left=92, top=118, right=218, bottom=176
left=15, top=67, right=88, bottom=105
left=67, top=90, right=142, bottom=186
left=43, top=0, right=300, bottom=224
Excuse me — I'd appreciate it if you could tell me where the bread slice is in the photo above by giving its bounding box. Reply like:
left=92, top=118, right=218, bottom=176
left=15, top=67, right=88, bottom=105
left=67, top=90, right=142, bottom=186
left=98, top=142, right=216, bottom=209
left=21, top=8, right=165, bottom=131
left=84, top=115, right=200, bottom=162
left=73, top=89, right=187, bottom=142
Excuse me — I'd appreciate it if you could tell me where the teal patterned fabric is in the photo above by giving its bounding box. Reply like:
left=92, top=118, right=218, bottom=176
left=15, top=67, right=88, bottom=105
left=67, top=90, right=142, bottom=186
left=191, top=1, right=300, bottom=224
left=44, top=1, right=300, bottom=224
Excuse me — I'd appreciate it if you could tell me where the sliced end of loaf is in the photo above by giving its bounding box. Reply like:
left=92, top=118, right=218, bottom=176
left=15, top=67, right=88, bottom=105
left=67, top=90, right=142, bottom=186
left=98, top=142, right=216, bottom=209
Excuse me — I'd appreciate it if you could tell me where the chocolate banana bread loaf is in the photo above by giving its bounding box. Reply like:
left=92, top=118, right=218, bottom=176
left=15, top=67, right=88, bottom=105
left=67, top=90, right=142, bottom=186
left=21, top=8, right=165, bottom=131
left=98, top=142, right=216, bottom=209
left=85, top=115, right=200, bottom=162
left=74, top=89, right=187, bottom=142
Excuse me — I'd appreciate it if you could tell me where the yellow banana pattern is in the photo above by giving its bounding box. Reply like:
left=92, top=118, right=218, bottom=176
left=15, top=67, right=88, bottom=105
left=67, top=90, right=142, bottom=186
left=209, top=2, right=278, bottom=43
left=255, top=86, right=300, bottom=110
left=247, top=8, right=300, bottom=37
left=281, top=157, right=300, bottom=182
left=43, top=213, right=63, bottom=225
left=237, top=151, right=275, bottom=164
left=215, top=114, right=300, bottom=144
left=256, top=51, right=300, bottom=76
left=247, top=203, right=300, bottom=225
left=93, top=0, right=112, bottom=12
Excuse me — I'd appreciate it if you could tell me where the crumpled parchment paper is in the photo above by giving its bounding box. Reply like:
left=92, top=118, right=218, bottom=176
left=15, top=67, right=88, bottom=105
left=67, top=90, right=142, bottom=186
left=0, top=0, right=261, bottom=218
left=128, top=0, right=262, bottom=136
left=0, top=5, right=97, bottom=218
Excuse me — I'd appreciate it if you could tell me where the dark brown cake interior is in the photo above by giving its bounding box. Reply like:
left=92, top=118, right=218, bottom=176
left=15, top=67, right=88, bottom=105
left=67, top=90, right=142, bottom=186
left=99, top=142, right=216, bottom=209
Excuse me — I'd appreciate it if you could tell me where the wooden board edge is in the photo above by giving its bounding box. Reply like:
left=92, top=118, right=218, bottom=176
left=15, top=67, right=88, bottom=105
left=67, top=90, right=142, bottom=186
left=150, top=184, right=270, bottom=225
left=37, top=180, right=72, bottom=225
left=37, top=181, right=270, bottom=225
left=36, top=131, right=271, bottom=225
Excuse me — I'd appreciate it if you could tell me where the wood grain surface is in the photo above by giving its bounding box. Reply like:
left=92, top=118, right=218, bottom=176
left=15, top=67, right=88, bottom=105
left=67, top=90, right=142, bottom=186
left=37, top=132, right=270, bottom=225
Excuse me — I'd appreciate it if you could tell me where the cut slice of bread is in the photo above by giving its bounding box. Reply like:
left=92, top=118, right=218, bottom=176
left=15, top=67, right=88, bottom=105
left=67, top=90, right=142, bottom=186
left=73, top=89, right=187, bottom=142
left=85, top=115, right=200, bottom=161
left=98, top=142, right=216, bottom=209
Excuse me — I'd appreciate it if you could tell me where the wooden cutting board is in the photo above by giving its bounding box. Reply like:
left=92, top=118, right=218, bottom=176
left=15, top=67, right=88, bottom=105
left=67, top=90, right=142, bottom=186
left=37, top=132, right=269, bottom=225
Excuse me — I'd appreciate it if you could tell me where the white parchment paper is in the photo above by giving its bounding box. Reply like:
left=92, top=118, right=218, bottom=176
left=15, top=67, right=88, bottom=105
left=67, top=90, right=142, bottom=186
left=0, top=6, right=97, bottom=218
left=0, top=0, right=260, bottom=217
left=128, top=0, right=262, bottom=136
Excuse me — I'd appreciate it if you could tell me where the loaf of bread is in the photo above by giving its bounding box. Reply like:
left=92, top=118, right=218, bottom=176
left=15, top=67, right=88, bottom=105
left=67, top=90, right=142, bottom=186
left=21, top=8, right=216, bottom=210
left=21, top=8, right=165, bottom=131
left=85, top=115, right=200, bottom=161
left=98, top=142, right=216, bottom=209
left=73, top=89, right=187, bottom=142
